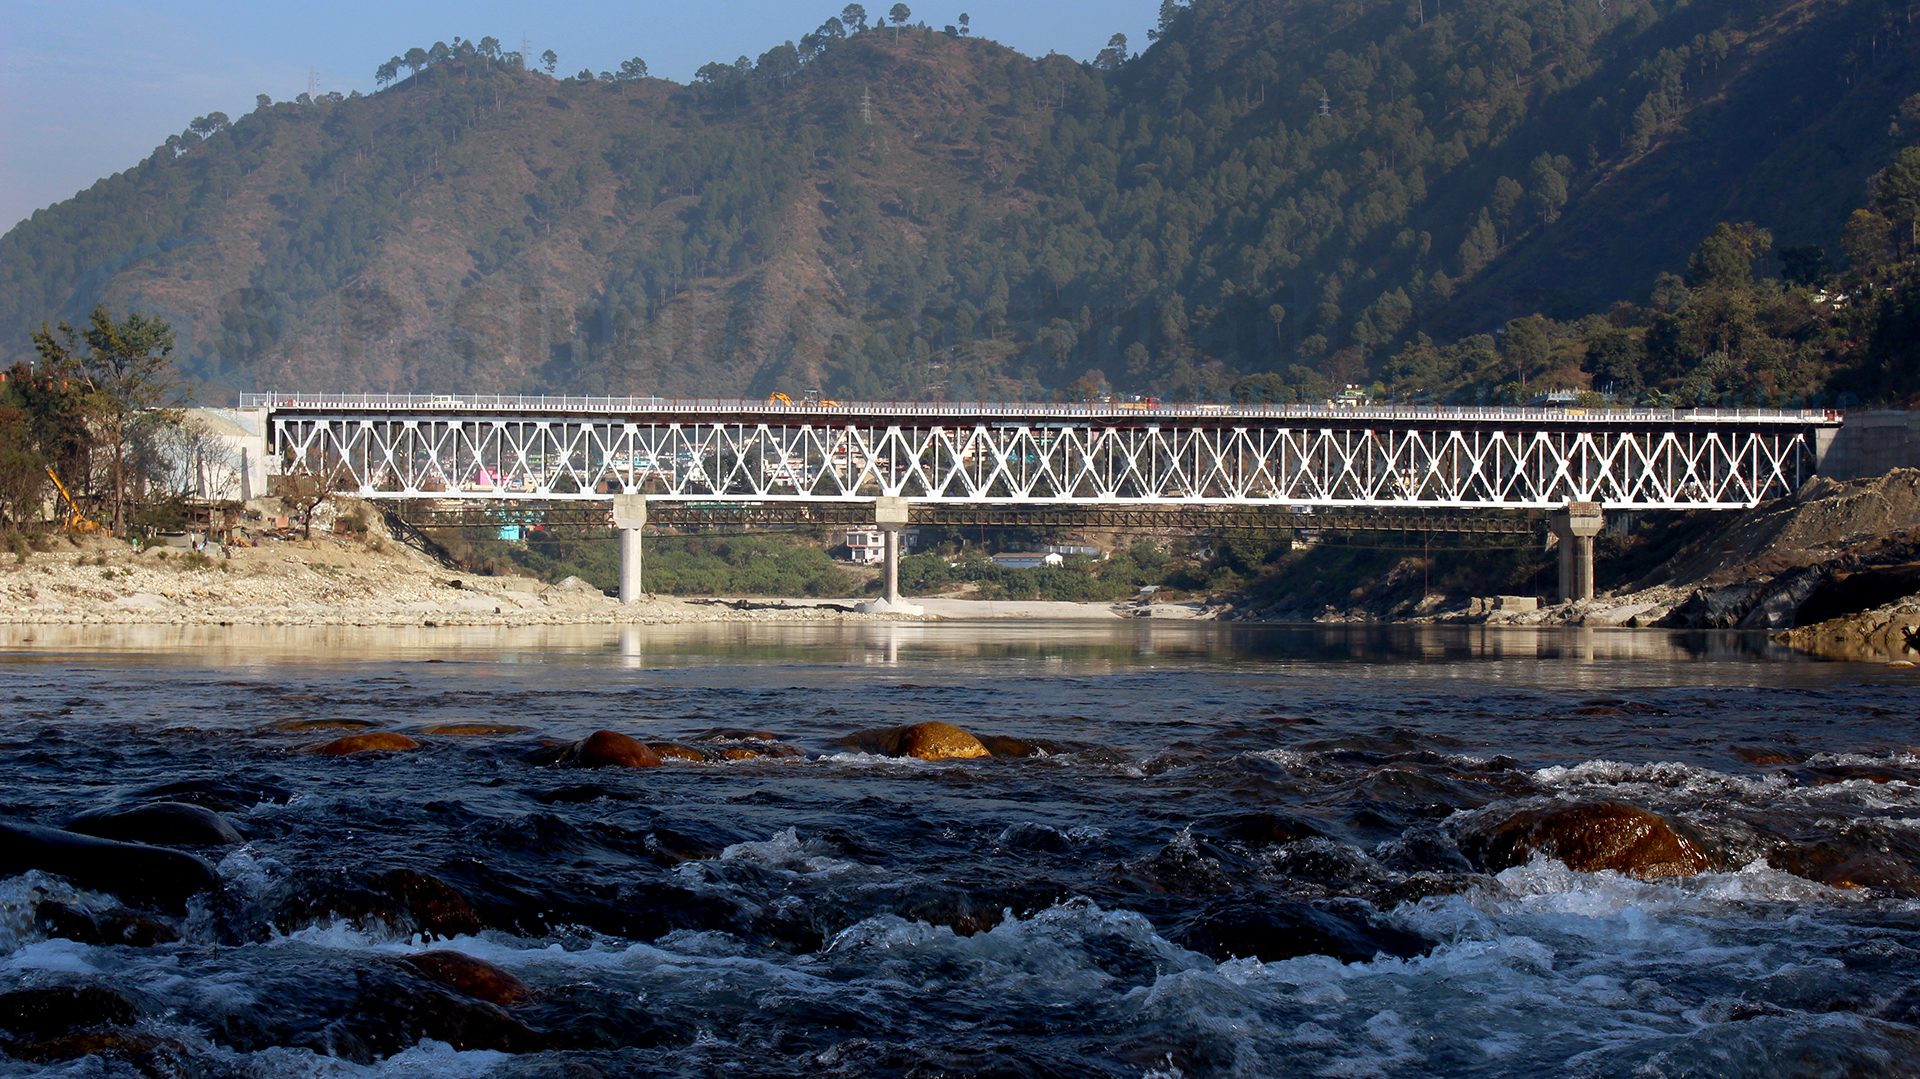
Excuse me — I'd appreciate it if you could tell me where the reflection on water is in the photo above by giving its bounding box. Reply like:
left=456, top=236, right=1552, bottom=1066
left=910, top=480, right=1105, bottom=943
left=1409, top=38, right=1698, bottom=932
left=0, top=619, right=1853, bottom=685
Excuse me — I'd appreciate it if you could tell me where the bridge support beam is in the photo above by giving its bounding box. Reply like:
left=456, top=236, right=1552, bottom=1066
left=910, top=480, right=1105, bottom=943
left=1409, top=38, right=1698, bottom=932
left=1552, top=502, right=1604, bottom=604
left=613, top=493, right=647, bottom=604
left=857, top=496, right=922, bottom=616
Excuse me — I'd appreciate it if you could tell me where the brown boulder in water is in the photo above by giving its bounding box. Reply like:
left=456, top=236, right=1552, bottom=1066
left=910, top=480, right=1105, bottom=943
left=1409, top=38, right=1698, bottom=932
left=1457, top=801, right=1712, bottom=879
left=317, top=732, right=421, bottom=755
left=648, top=743, right=715, bottom=762
left=397, top=950, right=532, bottom=1006
left=569, top=730, right=662, bottom=768
left=895, top=721, right=990, bottom=761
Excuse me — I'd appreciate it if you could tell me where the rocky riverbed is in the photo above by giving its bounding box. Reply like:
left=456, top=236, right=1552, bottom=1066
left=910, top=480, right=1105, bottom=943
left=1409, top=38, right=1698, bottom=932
left=1226, top=470, right=1920, bottom=663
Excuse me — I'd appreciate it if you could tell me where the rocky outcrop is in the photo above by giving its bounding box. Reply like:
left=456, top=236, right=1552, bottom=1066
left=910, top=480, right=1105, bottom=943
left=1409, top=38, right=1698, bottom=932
left=1776, top=600, right=1920, bottom=661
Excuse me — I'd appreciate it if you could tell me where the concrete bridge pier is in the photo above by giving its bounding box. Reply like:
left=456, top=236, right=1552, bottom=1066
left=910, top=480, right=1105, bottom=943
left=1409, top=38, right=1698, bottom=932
left=1552, top=502, right=1605, bottom=604
left=613, top=493, right=647, bottom=604
left=857, top=496, right=923, bottom=615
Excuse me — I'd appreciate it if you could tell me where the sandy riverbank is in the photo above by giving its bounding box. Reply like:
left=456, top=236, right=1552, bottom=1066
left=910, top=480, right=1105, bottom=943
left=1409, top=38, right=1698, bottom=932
left=0, top=520, right=1222, bottom=628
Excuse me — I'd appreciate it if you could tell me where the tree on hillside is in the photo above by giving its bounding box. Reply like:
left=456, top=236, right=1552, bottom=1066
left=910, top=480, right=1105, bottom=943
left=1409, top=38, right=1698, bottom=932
left=842, top=4, right=868, bottom=32
left=957, top=12, right=969, bottom=35
left=541, top=49, right=558, bottom=75
left=1499, top=316, right=1548, bottom=398
left=403, top=46, right=428, bottom=80
left=890, top=4, right=911, bottom=35
left=1686, top=222, right=1770, bottom=291
left=30, top=307, right=187, bottom=536
left=617, top=57, right=649, bottom=81
left=1841, top=210, right=1893, bottom=272
left=1780, top=246, right=1829, bottom=287
left=480, top=36, right=501, bottom=58
left=1872, top=147, right=1920, bottom=254
left=1095, top=33, right=1129, bottom=70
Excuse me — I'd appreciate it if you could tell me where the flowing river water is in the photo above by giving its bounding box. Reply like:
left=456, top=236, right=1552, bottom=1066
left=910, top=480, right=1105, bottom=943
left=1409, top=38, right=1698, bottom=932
left=1, top=621, right=1917, bottom=1078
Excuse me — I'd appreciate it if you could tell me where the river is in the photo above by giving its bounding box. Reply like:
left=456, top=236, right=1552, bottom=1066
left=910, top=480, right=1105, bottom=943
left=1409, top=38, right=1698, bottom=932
left=1, top=622, right=1916, bottom=1077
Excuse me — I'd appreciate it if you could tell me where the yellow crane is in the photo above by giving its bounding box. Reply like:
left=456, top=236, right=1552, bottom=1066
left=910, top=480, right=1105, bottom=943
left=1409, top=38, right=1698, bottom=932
left=768, top=392, right=793, bottom=406
left=44, top=467, right=101, bottom=534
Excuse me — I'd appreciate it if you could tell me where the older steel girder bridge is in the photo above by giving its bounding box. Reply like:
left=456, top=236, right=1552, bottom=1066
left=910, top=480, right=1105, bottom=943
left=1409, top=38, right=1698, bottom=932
left=250, top=393, right=1839, bottom=607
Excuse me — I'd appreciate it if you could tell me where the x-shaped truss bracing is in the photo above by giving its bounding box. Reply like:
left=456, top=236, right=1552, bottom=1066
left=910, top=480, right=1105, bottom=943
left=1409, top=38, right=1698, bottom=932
left=270, top=415, right=1818, bottom=510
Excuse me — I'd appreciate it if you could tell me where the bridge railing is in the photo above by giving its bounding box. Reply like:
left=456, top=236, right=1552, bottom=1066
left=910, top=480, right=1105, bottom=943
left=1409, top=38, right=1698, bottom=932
left=240, top=392, right=1840, bottom=426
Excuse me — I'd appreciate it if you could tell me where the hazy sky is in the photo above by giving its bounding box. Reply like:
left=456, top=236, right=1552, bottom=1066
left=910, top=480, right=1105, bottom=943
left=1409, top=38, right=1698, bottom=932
left=0, top=0, right=1163, bottom=234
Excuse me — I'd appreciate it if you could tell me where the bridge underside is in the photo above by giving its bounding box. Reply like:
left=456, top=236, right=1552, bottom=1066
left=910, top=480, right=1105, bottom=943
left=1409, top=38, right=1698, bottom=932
left=398, top=501, right=1543, bottom=535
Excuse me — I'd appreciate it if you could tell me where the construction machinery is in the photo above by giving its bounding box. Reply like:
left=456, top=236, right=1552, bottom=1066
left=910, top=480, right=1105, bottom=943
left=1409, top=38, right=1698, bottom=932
left=769, top=389, right=840, bottom=407
left=45, top=467, right=101, bottom=534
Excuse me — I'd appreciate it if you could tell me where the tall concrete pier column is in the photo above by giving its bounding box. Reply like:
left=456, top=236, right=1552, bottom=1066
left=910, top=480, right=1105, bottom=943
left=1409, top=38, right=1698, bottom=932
left=613, top=493, right=647, bottom=604
left=857, top=496, right=922, bottom=615
left=883, top=528, right=902, bottom=604
left=1552, top=501, right=1604, bottom=603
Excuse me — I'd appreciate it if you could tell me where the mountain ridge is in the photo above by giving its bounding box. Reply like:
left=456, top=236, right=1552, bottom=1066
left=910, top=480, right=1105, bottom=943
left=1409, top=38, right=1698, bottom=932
left=4, top=0, right=1917, bottom=405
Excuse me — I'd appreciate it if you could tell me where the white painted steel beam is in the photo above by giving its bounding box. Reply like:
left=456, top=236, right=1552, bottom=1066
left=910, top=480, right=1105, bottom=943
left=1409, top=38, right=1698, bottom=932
left=260, top=398, right=1831, bottom=511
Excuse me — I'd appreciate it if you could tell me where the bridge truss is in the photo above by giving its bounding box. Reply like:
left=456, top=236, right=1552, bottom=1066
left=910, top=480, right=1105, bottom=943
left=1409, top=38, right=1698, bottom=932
left=260, top=396, right=1830, bottom=513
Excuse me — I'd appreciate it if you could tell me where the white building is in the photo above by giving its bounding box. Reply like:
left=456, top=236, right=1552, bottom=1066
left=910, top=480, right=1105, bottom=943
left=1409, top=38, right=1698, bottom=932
left=843, top=528, right=922, bottom=564
left=845, top=528, right=886, bottom=564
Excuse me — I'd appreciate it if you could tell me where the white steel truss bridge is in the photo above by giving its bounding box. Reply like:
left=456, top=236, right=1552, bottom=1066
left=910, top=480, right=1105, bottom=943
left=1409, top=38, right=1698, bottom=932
left=253, top=394, right=1837, bottom=512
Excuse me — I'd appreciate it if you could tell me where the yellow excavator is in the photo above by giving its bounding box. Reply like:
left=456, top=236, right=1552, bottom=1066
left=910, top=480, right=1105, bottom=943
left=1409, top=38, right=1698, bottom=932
left=769, top=389, right=839, bottom=407
left=45, top=467, right=101, bottom=534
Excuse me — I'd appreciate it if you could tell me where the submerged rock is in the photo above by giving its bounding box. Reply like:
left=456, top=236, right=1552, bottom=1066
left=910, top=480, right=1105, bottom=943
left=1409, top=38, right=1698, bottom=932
left=1173, top=898, right=1433, bottom=963
left=1456, top=801, right=1712, bottom=879
left=565, top=730, right=662, bottom=768
left=0, top=985, right=138, bottom=1040
left=35, top=900, right=180, bottom=947
left=274, top=718, right=383, bottom=731
left=896, top=721, right=990, bottom=761
left=648, top=742, right=714, bottom=763
left=66, top=801, right=243, bottom=846
left=316, top=732, right=421, bottom=755
left=0, top=820, right=221, bottom=909
left=396, top=951, right=532, bottom=1006
left=7, top=1029, right=177, bottom=1067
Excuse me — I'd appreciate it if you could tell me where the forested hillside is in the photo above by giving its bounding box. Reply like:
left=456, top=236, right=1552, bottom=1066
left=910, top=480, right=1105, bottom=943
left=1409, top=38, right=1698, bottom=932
left=4, top=0, right=1919, bottom=405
